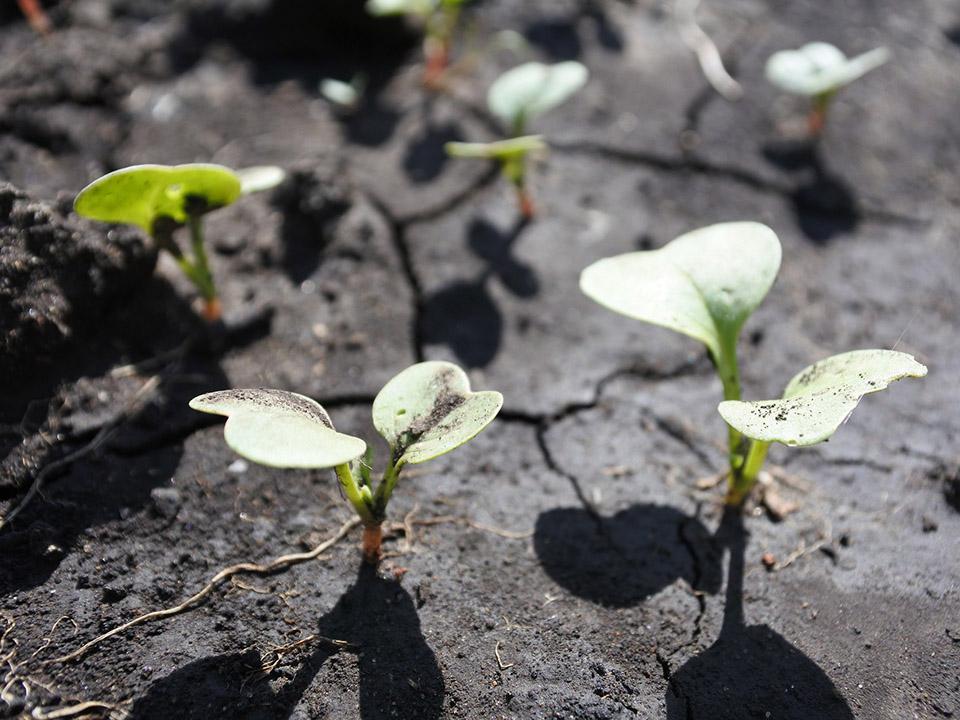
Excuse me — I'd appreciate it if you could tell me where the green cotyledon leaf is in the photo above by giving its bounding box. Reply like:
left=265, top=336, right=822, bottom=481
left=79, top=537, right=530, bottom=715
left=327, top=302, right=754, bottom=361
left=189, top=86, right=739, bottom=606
left=74, top=163, right=242, bottom=234
left=765, top=42, right=890, bottom=96
left=372, top=361, right=503, bottom=466
left=580, top=222, right=781, bottom=360
left=190, top=389, right=366, bottom=469
left=487, top=61, right=588, bottom=130
left=717, top=350, right=927, bottom=446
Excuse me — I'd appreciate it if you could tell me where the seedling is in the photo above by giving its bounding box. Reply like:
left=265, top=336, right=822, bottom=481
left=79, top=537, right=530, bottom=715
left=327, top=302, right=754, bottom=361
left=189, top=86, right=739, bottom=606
left=17, top=0, right=51, bottom=35
left=765, top=42, right=890, bottom=136
left=580, top=221, right=926, bottom=506
left=190, top=361, right=503, bottom=564
left=445, top=61, right=588, bottom=217
left=74, top=163, right=284, bottom=322
left=366, top=0, right=470, bottom=88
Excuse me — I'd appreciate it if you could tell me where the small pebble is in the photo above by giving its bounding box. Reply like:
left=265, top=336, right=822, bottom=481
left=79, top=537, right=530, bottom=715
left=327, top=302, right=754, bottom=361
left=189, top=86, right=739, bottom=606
left=150, top=487, right=181, bottom=519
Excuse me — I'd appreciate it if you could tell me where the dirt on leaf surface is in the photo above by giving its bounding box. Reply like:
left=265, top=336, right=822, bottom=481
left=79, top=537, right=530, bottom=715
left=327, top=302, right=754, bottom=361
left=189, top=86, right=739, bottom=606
left=1, top=1, right=959, bottom=719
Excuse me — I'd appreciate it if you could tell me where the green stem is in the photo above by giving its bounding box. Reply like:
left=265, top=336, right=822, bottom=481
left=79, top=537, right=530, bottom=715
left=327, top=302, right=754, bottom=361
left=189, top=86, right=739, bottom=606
left=186, top=215, right=216, bottom=302
left=714, top=332, right=743, bottom=467
left=335, top=463, right=376, bottom=525
left=726, top=439, right=770, bottom=506
left=371, top=460, right=402, bottom=521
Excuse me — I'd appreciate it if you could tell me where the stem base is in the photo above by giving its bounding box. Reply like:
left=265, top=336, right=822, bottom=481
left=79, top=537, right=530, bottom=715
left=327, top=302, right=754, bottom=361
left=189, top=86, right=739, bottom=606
left=361, top=524, right=383, bottom=565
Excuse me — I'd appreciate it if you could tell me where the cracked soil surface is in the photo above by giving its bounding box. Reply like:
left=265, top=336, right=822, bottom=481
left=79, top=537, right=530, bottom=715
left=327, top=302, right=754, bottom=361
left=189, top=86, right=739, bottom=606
left=1, top=0, right=959, bottom=718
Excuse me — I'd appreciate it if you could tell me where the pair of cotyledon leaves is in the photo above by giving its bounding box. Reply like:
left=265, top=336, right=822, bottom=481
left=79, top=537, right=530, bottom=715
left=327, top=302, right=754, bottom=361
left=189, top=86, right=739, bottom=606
left=766, top=42, right=890, bottom=97
left=366, top=0, right=464, bottom=17
left=74, top=164, right=284, bottom=233
left=190, top=362, right=503, bottom=471
left=446, top=61, right=587, bottom=161
left=580, top=222, right=926, bottom=447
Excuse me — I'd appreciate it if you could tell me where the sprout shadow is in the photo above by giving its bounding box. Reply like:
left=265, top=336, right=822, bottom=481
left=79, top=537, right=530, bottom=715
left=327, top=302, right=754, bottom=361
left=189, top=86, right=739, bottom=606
left=274, top=166, right=354, bottom=284
left=422, top=217, right=537, bottom=368
left=129, top=564, right=444, bottom=720
left=167, top=0, right=413, bottom=148
left=403, top=119, right=465, bottom=185
left=0, top=277, right=246, bottom=594
left=762, top=140, right=860, bottom=243
left=524, top=1, right=624, bottom=60
left=533, top=504, right=721, bottom=608
left=666, top=508, right=854, bottom=719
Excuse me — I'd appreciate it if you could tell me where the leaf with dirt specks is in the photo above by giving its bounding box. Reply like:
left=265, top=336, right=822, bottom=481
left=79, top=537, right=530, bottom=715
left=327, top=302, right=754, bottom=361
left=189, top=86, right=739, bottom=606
left=718, top=350, right=927, bottom=446
left=373, top=361, right=502, bottom=466
left=189, top=389, right=366, bottom=468
left=579, top=222, right=781, bottom=361
left=74, top=163, right=242, bottom=234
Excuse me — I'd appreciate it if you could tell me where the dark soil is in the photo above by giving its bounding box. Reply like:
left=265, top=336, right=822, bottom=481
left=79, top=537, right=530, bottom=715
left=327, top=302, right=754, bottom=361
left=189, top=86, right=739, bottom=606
left=1, top=1, right=958, bottom=719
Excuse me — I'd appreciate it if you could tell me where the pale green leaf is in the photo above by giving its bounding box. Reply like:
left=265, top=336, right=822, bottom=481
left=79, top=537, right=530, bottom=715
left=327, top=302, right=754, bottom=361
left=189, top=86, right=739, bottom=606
left=717, top=350, right=927, bottom=446
left=372, top=361, right=503, bottom=466
left=366, top=0, right=436, bottom=16
left=766, top=43, right=890, bottom=96
left=445, top=135, right=546, bottom=160
left=579, top=222, right=781, bottom=359
left=236, top=166, right=286, bottom=194
left=487, top=61, right=588, bottom=129
left=74, top=163, right=242, bottom=234
left=320, top=78, right=361, bottom=109
left=190, top=389, right=366, bottom=469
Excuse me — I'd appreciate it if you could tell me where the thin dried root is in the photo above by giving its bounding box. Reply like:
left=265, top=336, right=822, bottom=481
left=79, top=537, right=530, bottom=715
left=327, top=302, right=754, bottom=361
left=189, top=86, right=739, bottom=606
left=385, top=512, right=532, bottom=551
left=30, top=701, right=122, bottom=719
left=0, top=376, right=161, bottom=533
left=674, top=0, right=743, bottom=101
left=260, top=634, right=355, bottom=675
left=51, top=517, right=360, bottom=664
left=494, top=640, right=514, bottom=670
left=774, top=518, right=833, bottom=572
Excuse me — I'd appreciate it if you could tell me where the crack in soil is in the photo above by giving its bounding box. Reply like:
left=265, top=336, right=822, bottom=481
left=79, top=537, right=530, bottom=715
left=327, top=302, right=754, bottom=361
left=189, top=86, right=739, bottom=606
left=551, top=140, right=927, bottom=228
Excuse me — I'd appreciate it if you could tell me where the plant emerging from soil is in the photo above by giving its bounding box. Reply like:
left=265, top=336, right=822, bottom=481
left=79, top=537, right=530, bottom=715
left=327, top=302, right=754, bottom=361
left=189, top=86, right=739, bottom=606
left=17, top=0, right=51, bottom=34
left=579, top=221, right=927, bottom=506
left=446, top=60, right=588, bottom=217
left=366, top=0, right=469, bottom=87
left=765, top=42, right=890, bottom=137
left=190, top=361, right=503, bottom=564
left=74, top=163, right=283, bottom=322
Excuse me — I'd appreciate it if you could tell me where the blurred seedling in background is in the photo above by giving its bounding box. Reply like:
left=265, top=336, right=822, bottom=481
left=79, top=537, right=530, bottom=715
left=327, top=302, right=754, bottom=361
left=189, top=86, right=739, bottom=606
left=446, top=61, right=588, bottom=218
left=765, top=42, right=890, bottom=137
left=366, top=0, right=470, bottom=88
left=191, top=361, right=502, bottom=564
left=74, top=163, right=284, bottom=322
left=580, top=222, right=926, bottom=507
left=320, top=75, right=367, bottom=114
left=17, top=0, right=51, bottom=35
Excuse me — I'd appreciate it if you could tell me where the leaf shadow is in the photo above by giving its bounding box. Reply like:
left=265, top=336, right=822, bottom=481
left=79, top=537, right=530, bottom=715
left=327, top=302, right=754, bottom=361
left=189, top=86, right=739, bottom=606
left=421, top=216, right=537, bottom=369
left=533, top=503, right=721, bottom=608
left=761, top=140, right=860, bottom=244
left=666, top=508, right=854, bottom=719
left=402, top=119, right=465, bottom=185
left=129, top=564, right=444, bottom=720
left=523, top=0, right=624, bottom=60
